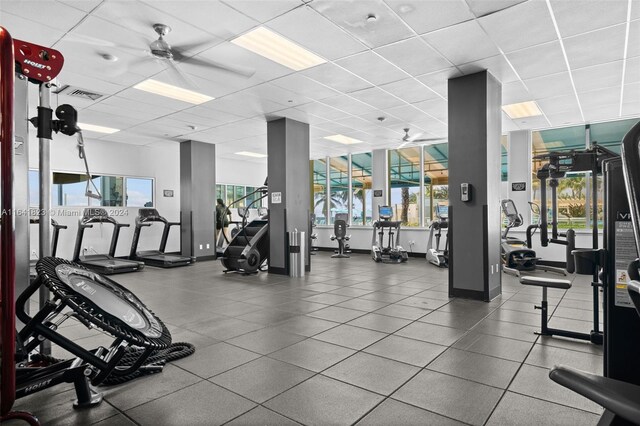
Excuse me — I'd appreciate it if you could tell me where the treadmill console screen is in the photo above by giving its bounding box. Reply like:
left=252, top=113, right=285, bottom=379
left=379, top=206, right=393, bottom=220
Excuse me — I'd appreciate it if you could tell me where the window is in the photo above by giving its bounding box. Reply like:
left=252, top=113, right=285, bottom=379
left=90, top=176, right=124, bottom=207
left=51, top=172, right=92, bottom=206
left=216, top=184, right=224, bottom=202
left=501, top=135, right=508, bottom=182
left=312, top=159, right=327, bottom=225
left=424, top=143, right=449, bottom=223
left=389, top=147, right=421, bottom=227
left=226, top=185, right=235, bottom=206
left=235, top=186, right=245, bottom=207
left=245, top=186, right=263, bottom=208
left=531, top=118, right=640, bottom=230
left=351, top=153, right=373, bottom=226
left=329, top=156, right=349, bottom=224
left=126, top=178, right=153, bottom=207
left=29, top=170, right=39, bottom=207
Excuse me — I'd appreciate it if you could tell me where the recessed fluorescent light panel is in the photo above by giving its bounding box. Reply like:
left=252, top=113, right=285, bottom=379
left=236, top=151, right=268, bottom=158
left=231, top=26, right=326, bottom=71
left=502, top=101, right=543, bottom=119
left=324, top=134, right=363, bottom=145
left=133, top=79, right=214, bottom=105
left=78, top=122, right=119, bottom=134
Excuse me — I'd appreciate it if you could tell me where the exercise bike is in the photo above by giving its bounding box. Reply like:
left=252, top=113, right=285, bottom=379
left=371, top=206, right=408, bottom=263
left=501, top=199, right=566, bottom=277
left=426, top=204, right=448, bottom=267
left=330, top=213, right=351, bottom=258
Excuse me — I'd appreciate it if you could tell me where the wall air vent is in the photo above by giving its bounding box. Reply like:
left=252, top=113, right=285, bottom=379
left=54, top=85, right=105, bottom=101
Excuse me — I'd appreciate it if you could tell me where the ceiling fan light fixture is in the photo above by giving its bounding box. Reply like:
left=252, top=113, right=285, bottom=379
left=231, top=26, right=326, bottom=71
left=236, top=151, right=267, bottom=158
left=324, top=134, right=363, bottom=145
left=133, top=79, right=214, bottom=105
left=502, top=101, right=542, bottom=119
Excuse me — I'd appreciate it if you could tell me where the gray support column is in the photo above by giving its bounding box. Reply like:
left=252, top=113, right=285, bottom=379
left=180, top=140, right=216, bottom=260
left=267, top=118, right=310, bottom=275
left=371, top=149, right=388, bottom=220
left=508, top=130, right=532, bottom=225
left=448, top=71, right=502, bottom=301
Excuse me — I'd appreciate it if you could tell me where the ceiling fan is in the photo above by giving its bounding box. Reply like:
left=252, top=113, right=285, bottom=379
left=140, top=24, right=256, bottom=85
left=398, top=128, right=446, bottom=148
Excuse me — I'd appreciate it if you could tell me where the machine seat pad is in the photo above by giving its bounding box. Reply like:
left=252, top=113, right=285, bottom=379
left=520, top=276, right=572, bottom=289
left=550, top=366, right=640, bottom=424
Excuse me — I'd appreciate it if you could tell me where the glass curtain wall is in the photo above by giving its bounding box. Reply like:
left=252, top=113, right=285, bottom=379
left=329, top=156, right=349, bottom=224
left=351, top=152, right=373, bottom=226
left=423, top=143, right=449, bottom=224
left=312, top=159, right=327, bottom=225
left=389, top=147, right=421, bottom=227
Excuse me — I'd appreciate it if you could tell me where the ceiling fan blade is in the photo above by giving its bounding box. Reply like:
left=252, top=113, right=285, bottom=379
left=64, top=33, right=150, bottom=55
left=172, top=38, right=222, bottom=55
left=165, top=59, right=199, bottom=90
left=413, top=138, right=447, bottom=142
left=181, top=55, right=256, bottom=78
left=408, top=132, right=423, bottom=142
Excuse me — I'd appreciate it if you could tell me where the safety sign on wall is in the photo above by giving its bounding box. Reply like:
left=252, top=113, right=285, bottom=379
left=271, top=192, right=282, bottom=204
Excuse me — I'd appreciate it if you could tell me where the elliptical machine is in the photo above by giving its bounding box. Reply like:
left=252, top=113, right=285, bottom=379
left=426, top=204, right=448, bottom=267
left=371, top=206, right=408, bottom=263
left=330, top=213, right=351, bottom=258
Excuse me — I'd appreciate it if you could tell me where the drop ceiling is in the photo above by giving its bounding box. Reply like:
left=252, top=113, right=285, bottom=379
left=1, top=0, right=638, bottom=162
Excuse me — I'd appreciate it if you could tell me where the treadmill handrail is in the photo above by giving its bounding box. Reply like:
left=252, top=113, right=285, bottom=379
left=73, top=209, right=129, bottom=261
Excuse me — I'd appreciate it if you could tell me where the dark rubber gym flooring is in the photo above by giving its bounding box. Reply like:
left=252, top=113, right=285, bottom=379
left=13, top=252, right=604, bottom=425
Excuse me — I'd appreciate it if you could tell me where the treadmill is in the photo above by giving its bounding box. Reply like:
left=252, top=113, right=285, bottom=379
left=30, top=217, right=67, bottom=280
left=73, top=208, right=144, bottom=275
left=129, top=208, right=193, bottom=268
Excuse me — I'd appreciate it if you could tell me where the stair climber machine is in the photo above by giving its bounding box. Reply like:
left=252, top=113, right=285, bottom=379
left=330, top=213, right=351, bottom=258
left=73, top=208, right=144, bottom=275
left=129, top=209, right=193, bottom=268
left=500, top=199, right=566, bottom=277
left=219, top=185, right=270, bottom=274
left=0, top=33, right=194, bottom=424
left=426, top=204, right=449, bottom=267
left=372, top=205, right=408, bottom=263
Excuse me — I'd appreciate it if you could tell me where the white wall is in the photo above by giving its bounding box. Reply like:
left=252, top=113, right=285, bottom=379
left=217, top=157, right=267, bottom=186
left=27, top=134, right=182, bottom=260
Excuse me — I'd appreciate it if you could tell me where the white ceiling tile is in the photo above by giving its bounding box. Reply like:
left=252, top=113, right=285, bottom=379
left=624, top=56, right=640, bottom=85
left=550, top=0, right=629, bottom=38
left=334, top=116, right=381, bottom=132
left=77, top=110, right=141, bottom=131
left=583, top=104, right=622, bottom=122
left=349, top=87, right=406, bottom=110
left=384, top=104, right=432, bottom=124
left=187, top=104, right=245, bottom=124
left=537, top=93, right=580, bottom=116
left=1, top=1, right=86, bottom=32
left=623, top=82, right=640, bottom=106
left=270, top=74, right=340, bottom=100
left=168, top=110, right=226, bottom=128
left=385, top=0, right=474, bottom=35
left=248, top=83, right=311, bottom=107
left=579, top=86, right=621, bottom=108
left=267, top=5, right=367, bottom=60
left=379, top=78, right=441, bottom=103
left=564, top=24, right=626, bottom=70
left=222, top=0, right=302, bottom=23
left=627, top=19, right=640, bottom=59
left=320, top=94, right=379, bottom=116
left=266, top=107, right=313, bottom=123
left=546, top=110, right=584, bottom=127
left=506, top=41, right=567, bottom=80
left=502, top=80, right=531, bottom=105
left=572, top=61, right=624, bottom=93
left=101, top=131, right=166, bottom=145
left=335, top=51, right=407, bottom=86
left=297, top=102, right=351, bottom=120
left=423, top=20, right=499, bottom=65
left=415, top=67, right=461, bottom=98
left=311, top=0, right=414, bottom=48
left=58, top=0, right=101, bottom=13
left=375, top=37, right=452, bottom=76
left=146, top=1, right=257, bottom=39
left=510, top=114, right=550, bottom=130
left=464, top=0, right=527, bottom=18
left=56, top=71, right=128, bottom=96
left=301, top=62, right=372, bottom=93
left=89, top=96, right=176, bottom=121
left=633, top=1, right=640, bottom=20
left=0, top=12, right=66, bottom=46
left=412, top=98, right=448, bottom=123
left=458, top=54, right=519, bottom=84
left=478, top=0, right=556, bottom=53
left=523, top=72, right=574, bottom=100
